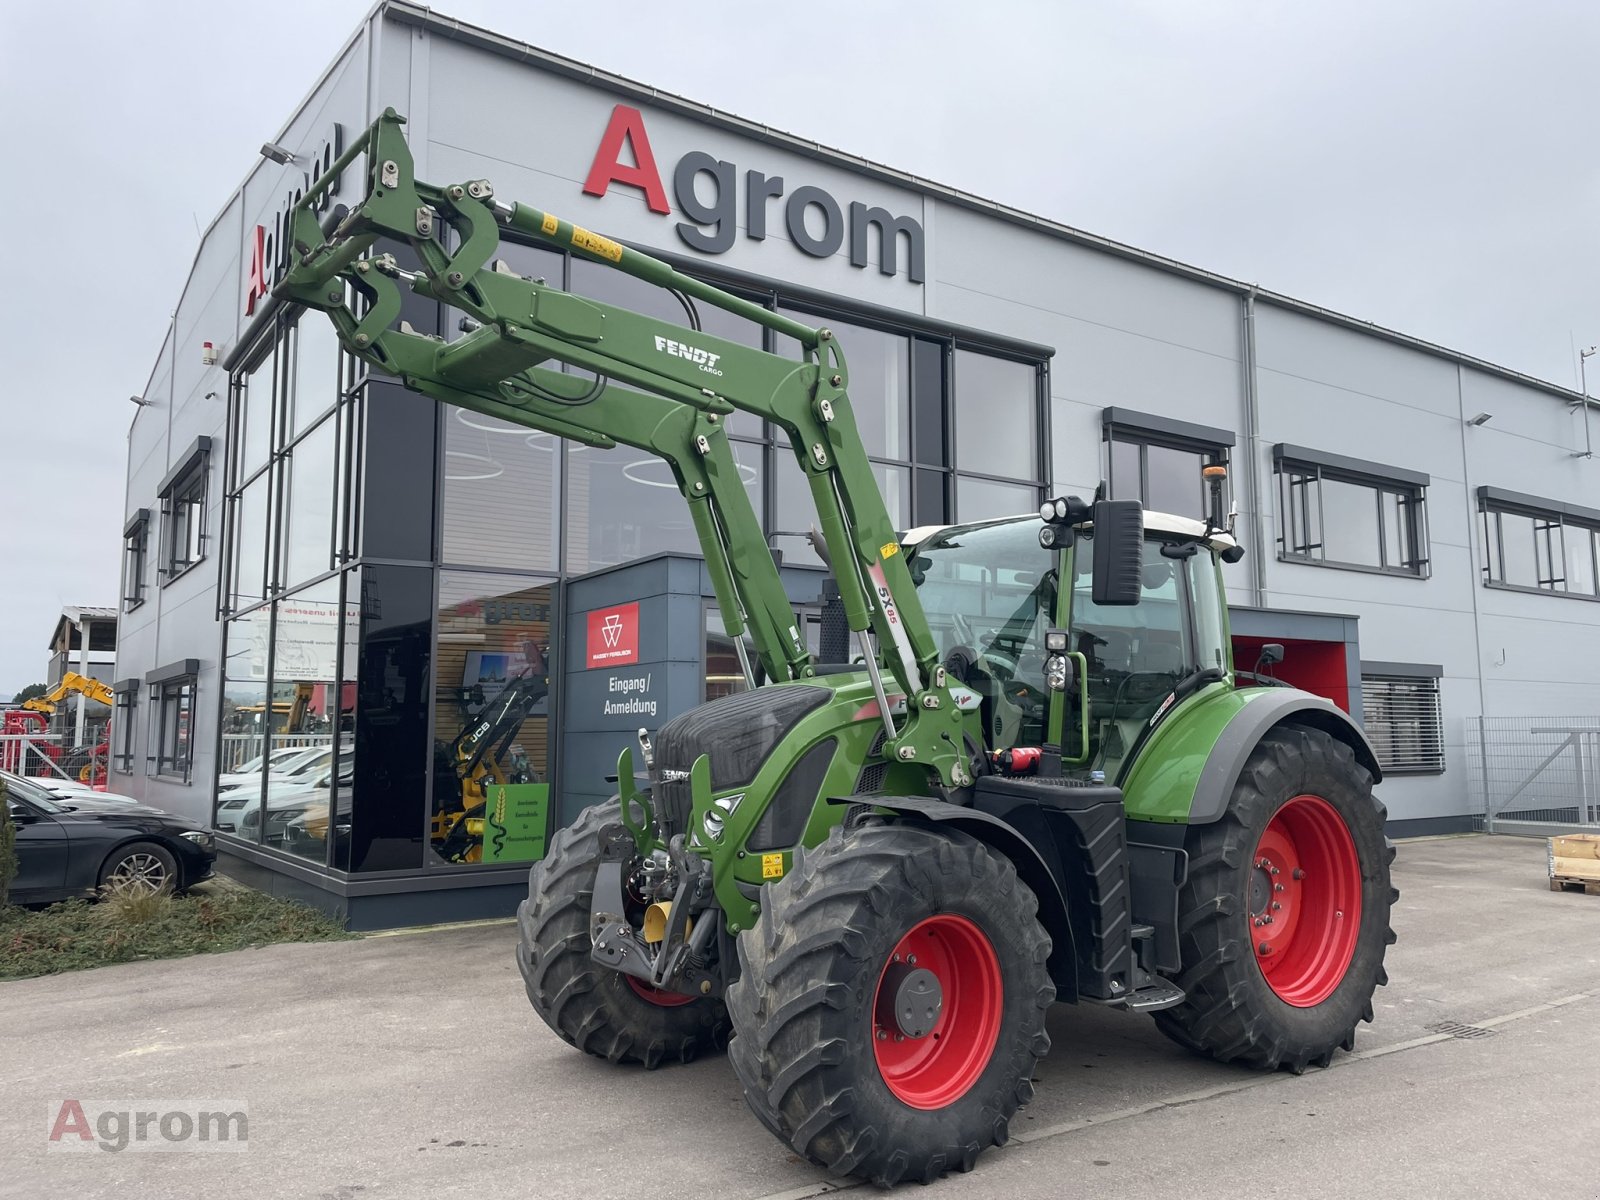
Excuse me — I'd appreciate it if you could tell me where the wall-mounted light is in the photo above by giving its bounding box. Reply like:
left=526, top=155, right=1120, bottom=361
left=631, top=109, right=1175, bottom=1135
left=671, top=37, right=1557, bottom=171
left=1466, top=412, right=1493, bottom=427
left=259, top=142, right=295, bottom=165
left=128, top=395, right=149, bottom=407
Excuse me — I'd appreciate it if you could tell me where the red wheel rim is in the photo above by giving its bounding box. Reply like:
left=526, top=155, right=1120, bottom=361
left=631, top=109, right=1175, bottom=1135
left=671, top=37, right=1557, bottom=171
left=625, top=976, right=696, bottom=1008
left=1250, top=794, right=1362, bottom=1007
left=871, top=914, right=1003, bottom=1109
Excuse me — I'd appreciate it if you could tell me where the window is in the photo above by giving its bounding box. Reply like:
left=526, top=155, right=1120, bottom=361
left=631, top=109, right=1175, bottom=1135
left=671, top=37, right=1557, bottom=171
left=1360, top=668, right=1444, bottom=774
left=1105, top=408, right=1234, bottom=521
left=225, top=320, right=354, bottom=614
left=157, top=438, right=211, bottom=582
left=152, top=676, right=196, bottom=781
left=431, top=573, right=556, bottom=867
left=1479, top=486, right=1600, bottom=599
left=1275, top=445, right=1429, bottom=576
left=122, top=511, right=149, bottom=610
left=112, top=686, right=138, bottom=773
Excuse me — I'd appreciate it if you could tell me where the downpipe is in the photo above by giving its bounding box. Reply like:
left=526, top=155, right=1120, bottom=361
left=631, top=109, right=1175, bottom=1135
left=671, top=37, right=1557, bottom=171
left=1241, top=286, right=1268, bottom=605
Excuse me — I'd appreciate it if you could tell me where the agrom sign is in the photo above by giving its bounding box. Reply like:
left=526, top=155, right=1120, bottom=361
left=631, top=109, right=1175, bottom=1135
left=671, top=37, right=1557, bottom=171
left=244, top=125, right=345, bottom=316
left=583, top=105, right=926, bottom=284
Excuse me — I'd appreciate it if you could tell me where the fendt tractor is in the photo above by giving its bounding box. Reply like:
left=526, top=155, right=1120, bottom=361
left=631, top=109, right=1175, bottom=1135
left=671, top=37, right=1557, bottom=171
left=277, top=111, right=1396, bottom=1186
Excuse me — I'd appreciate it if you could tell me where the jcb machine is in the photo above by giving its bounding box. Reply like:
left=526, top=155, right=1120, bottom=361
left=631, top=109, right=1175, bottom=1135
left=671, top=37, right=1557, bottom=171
left=279, top=112, right=1395, bottom=1186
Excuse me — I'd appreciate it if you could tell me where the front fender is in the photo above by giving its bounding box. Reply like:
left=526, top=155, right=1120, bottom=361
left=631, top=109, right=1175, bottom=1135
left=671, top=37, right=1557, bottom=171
left=848, top=794, right=1080, bottom=1001
left=1121, top=683, right=1382, bottom=826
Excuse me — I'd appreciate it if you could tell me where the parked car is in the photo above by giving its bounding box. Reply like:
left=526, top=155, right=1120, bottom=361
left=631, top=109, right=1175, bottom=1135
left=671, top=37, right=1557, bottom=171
left=237, top=758, right=354, bottom=847
left=2, top=772, right=216, bottom=902
left=3, top=770, right=140, bottom=806
left=214, top=745, right=348, bottom=833
left=215, top=744, right=332, bottom=791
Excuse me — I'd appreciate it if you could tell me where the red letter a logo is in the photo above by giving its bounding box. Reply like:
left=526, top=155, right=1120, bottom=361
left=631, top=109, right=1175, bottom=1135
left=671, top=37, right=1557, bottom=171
left=49, top=1099, right=94, bottom=1142
left=244, top=225, right=268, bottom=316
left=583, top=105, right=670, bottom=215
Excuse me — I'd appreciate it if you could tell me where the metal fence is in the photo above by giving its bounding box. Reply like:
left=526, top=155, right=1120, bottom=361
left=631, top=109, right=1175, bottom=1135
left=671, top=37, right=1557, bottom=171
left=218, top=733, right=335, bottom=773
left=1468, top=717, right=1600, bottom=835
left=0, top=733, right=75, bottom=781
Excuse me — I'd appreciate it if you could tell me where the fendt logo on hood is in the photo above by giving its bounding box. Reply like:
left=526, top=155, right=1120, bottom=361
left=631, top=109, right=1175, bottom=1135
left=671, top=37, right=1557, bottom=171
left=653, top=336, right=723, bottom=376
left=582, top=105, right=925, bottom=284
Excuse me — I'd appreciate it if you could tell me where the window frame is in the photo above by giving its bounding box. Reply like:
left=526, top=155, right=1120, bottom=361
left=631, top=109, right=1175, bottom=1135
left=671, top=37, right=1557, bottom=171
left=150, top=674, right=197, bottom=783
left=112, top=683, right=139, bottom=773
left=1478, top=486, right=1600, bottom=602
left=1359, top=663, right=1445, bottom=776
left=1274, top=445, right=1430, bottom=578
left=1103, top=408, right=1235, bottom=521
left=156, top=439, right=212, bottom=585
left=122, top=509, right=150, bottom=611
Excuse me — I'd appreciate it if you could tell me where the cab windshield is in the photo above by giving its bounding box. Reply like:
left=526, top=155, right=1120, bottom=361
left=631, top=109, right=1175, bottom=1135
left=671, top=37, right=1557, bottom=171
left=908, top=517, right=1056, bottom=747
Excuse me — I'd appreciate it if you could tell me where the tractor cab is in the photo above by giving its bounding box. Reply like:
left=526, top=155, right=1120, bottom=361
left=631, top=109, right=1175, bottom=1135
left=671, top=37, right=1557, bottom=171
left=905, top=509, right=1240, bottom=782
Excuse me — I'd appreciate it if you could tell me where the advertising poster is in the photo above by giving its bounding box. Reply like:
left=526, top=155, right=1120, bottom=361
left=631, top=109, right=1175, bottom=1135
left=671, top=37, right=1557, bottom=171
left=480, top=783, right=549, bottom=863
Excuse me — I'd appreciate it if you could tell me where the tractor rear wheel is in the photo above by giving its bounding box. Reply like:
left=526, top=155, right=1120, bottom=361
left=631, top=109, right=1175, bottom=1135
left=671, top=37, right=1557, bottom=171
left=1153, top=725, right=1397, bottom=1071
left=515, top=800, right=729, bottom=1068
left=727, top=823, right=1053, bottom=1187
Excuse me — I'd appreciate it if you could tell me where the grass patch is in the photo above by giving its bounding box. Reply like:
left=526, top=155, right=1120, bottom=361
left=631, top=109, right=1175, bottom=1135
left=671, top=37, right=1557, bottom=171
left=0, top=885, right=354, bottom=981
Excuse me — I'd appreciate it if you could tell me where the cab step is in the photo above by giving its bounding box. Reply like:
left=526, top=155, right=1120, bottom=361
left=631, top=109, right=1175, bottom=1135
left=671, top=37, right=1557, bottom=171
left=1085, top=976, right=1187, bottom=1013
left=1118, top=978, right=1186, bottom=1012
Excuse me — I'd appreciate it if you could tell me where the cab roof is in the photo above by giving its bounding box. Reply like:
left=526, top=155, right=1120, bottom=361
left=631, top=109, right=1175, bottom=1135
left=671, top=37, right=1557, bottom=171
left=901, top=509, right=1241, bottom=557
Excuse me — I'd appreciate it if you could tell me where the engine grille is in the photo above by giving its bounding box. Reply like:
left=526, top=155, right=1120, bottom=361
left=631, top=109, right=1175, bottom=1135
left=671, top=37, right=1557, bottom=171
left=652, top=684, right=831, bottom=836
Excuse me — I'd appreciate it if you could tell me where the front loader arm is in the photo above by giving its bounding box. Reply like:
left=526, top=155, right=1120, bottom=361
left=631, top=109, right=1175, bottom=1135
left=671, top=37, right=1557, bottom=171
left=276, top=109, right=970, bottom=787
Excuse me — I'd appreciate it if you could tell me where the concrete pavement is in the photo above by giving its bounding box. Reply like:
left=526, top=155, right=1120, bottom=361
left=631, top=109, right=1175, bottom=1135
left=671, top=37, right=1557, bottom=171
left=2, top=834, right=1597, bottom=1200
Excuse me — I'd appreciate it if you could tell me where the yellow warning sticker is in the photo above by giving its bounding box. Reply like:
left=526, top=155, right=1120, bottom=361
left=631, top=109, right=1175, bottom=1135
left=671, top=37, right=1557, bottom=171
left=540, top=212, right=558, bottom=236
left=761, top=853, right=785, bottom=879
left=880, top=542, right=900, bottom=559
left=572, top=226, right=624, bottom=263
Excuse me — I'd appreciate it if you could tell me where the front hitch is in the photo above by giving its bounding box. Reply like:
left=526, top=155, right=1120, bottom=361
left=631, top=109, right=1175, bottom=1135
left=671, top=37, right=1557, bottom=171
left=589, top=821, right=722, bottom=999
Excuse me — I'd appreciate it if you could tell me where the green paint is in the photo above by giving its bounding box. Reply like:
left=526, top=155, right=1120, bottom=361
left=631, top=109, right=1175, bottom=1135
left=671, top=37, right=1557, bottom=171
left=480, top=783, right=549, bottom=863
left=1119, top=683, right=1268, bottom=823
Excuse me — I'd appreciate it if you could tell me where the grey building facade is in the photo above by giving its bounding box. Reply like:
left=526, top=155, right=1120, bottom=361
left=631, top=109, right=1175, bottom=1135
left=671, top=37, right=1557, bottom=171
left=112, top=2, right=1600, bottom=924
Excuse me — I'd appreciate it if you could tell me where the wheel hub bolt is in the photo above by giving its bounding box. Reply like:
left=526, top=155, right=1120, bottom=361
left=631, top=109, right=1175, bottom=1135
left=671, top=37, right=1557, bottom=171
left=1271, top=902, right=1281, bottom=911
left=1293, top=868, right=1305, bottom=880
left=1258, top=942, right=1271, bottom=955
left=1274, top=883, right=1286, bottom=893
left=1270, top=866, right=1280, bottom=876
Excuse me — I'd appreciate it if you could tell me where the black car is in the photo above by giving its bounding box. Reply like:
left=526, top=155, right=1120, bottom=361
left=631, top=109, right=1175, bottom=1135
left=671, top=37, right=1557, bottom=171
left=3, top=772, right=216, bottom=903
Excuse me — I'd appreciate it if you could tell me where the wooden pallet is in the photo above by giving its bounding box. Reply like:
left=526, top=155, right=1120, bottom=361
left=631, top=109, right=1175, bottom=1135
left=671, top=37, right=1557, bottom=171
left=1550, top=876, right=1600, bottom=896
left=1548, top=834, right=1600, bottom=895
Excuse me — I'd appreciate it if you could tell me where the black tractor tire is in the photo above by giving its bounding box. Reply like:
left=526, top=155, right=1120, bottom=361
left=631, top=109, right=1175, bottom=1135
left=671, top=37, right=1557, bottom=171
left=99, top=840, right=180, bottom=895
left=1153, top=724, right=1398, bottom=1072
left=727, top=823, right=1054, bottom=1187
left=515, top=800, right=729, bottom=1068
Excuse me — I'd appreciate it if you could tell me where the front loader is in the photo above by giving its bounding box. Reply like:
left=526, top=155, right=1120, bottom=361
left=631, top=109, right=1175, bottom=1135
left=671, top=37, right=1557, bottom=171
left=278, top=111, right=1396, bottom=1187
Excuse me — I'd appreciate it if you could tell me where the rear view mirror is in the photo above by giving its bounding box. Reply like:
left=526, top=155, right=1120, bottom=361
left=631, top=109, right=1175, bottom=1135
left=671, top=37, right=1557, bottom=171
left=1091, top=499, right=1144, bottom=606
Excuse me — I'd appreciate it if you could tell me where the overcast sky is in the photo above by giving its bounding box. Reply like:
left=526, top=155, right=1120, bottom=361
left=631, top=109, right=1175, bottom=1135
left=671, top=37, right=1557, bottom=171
left=1, top=0, right=1595, bottom=696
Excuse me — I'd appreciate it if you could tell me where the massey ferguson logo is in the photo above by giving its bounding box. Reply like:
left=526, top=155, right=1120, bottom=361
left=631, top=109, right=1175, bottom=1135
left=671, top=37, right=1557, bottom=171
left=587, top=603, right=640, bottom=667
left=654, top=336, right=723, bottom=376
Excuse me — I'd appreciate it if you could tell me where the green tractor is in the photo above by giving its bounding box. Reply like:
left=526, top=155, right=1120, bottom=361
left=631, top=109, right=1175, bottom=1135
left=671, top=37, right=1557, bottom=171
left=279, top=111, right=1396, bottom=1187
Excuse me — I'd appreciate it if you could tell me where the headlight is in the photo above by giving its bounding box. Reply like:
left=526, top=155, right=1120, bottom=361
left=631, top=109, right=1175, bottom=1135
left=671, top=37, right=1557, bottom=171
left=700, top=793, right=743, bottom=842
left=180, top=830, right=215, bottom=849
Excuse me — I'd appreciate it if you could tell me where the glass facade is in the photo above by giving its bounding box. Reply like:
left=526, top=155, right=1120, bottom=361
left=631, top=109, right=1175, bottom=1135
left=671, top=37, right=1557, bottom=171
left=214, top=234, right=1047, bottom=880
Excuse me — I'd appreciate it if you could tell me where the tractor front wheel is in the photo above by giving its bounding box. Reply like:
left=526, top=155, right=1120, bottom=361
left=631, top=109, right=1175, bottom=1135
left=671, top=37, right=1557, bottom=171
left=727, top=823, right=1053, bottom=1187
left=515, top=800, right=729, bottom=1068
left=1154, top=725, right=1397, bottom=1071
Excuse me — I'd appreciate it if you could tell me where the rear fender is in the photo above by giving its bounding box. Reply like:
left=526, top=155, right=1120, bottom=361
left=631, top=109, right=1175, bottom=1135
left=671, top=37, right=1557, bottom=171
left=1120, top=684, right=1382, bottom=826
left=850, top=794, right=1080, bottom=1001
